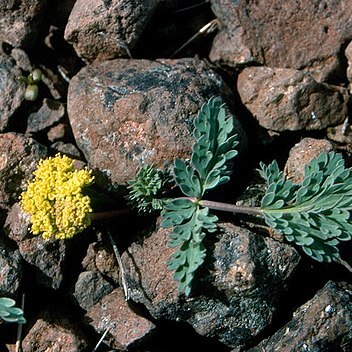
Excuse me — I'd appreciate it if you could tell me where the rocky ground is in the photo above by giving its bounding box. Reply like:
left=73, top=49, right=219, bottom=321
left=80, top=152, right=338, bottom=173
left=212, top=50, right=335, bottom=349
left=1, top=0, right=352, bottom=351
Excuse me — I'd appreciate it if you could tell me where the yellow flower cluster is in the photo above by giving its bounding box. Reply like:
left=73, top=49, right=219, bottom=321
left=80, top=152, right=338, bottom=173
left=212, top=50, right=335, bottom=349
left=20, top=154, right=94, bottom=240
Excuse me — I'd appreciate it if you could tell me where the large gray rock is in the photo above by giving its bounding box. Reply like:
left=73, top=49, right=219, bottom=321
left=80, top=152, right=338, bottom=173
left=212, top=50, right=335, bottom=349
left=18, top=237, right=67, bottom=290
left=237, top=66, right=348, bottom=132
left=26, top=98, right=65, bottom=134
left=249, top=281, right=352, bottom=352
left=73, top=271, right=114, bottom=311
left=121, top=222, right=300, bottom=348
left=64, top=0, right=162, bottom=62
left=68, top=58, right=243, bottom=185
left=210, top=0, right=352, bottom=82
left=0, top=238, right=22, bottom=298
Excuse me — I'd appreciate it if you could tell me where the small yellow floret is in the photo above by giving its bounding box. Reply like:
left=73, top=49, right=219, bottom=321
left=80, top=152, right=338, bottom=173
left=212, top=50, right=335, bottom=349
left=20, top=154, right=94, bottom=240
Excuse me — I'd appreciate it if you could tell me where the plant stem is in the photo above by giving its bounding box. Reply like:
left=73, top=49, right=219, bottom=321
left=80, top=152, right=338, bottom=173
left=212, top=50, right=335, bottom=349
left=90, top=208, right=129, bottom=221
left=15, top=293, right=25, bottom=352
left=197, top=199, right=263, bottom=217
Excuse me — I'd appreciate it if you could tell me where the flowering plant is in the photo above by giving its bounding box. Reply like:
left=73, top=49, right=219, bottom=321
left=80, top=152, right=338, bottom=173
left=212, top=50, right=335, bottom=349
left=20, top=154, right=94, bottom=240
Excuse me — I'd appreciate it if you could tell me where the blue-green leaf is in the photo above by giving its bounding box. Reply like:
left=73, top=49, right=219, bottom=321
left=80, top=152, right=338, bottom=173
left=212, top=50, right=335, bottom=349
left=261, top=151, right=352, bottom=263
left=0, top=297, right=25, bottom=324
left=163, top=201, right=218, bottom=296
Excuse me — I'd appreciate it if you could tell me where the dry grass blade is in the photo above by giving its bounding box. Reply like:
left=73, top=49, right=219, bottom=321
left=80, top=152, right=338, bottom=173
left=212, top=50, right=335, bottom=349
left=174, top=1, right=209, bottom=13
left=92, top=327, right=109, bottom=352
left=107, top=231, right=130, bottom=301
left=169, top=18, right=218, bottom=58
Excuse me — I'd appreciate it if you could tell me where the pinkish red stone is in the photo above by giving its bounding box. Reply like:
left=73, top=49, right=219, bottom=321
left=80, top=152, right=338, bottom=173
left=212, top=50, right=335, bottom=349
left=64, top=0, right=162, bottom=62
left=67, top=58, right=242, bottom=185
left=82, top=242, right=120, bottom=285
left=284, top=138, right=335, bottom=183
left=22, top=315, right=89, bottom=352
left=4, top=203, right=31, bottom=243
left=210, top=0, right=352, bottom=82
left=0, top=133, right=47, bottom=209
left=122, top=225, right=179, bottom=308
left=47, top=123, right=67, bottom=142
left=86, top=288, right=156, bottom=350
left=237, top=66, right=348, bottom=132
left=0, top=1, right=48, bottom=49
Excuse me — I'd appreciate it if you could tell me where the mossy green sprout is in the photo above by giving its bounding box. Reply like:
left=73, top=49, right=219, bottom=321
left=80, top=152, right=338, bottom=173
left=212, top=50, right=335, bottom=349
left=127, top=165, right=173, bottom=214
left=20, top=154, right=94, bottom=240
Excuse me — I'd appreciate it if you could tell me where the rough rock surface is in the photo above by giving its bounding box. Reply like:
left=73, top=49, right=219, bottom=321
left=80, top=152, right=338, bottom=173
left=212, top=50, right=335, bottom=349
left=249, top=281, right=352, bottom=351
left=0, top=54, right=25, bottom=132
left=346, top=41, right=352, bottom=83
left=64, top=0, right=161, bottom=62
left=122, top=222, right=300, bottom=348
left=18, top=237, right=67, bottom=290
left=284, top=138, right=335, bottom=183
left=0, top=133, right=47, bottom=209
left=4, top=203, right=30, bottom=243
left=68, top=58, right=243, bottom=185
left=86, top=288, right=156, bottom=350
left=210, top=0, right=352, bottom=82
left=73, top=271, right=114, bottom=311
left=10, top=48, right=33, bottom=72
left=22, top=314, right=89, bottom=352
left=0, top=1, right=48, bottom=49
left=327, top=122, right=352, bottom=145
left=50, top=141, right=82, bottom=159
left=0, top=239, right=22, bottom=298
left=47, top=123, right=67, bottom=143
left=82, top=242, right=120, bottom=285
left=237, top=66, right=348, bottom=132
left=26, top=98, right=65, bottom=133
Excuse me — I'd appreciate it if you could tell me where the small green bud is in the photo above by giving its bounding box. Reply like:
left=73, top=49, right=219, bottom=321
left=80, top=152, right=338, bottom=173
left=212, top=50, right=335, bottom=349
left=24, top=84, right=39, bottom=101
left=31, top=69, right=42, bottom=84
left=18, top=75, right=28, bottom=84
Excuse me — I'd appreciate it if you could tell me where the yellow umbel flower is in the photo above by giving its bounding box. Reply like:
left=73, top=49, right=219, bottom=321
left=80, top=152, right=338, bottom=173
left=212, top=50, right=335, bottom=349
left=20, top=154, right=94, bottom=240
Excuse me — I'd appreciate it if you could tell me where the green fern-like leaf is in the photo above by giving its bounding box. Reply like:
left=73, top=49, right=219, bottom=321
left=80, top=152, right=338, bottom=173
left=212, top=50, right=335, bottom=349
left=0, top=297, right=25, bottom=324
left=260, top=152, right=352, bottom=262
left=162, top=97, right=238, bottom=295
left=161, top=199, right=218, bottom=295
left=190, top=96, right=238, bottom=194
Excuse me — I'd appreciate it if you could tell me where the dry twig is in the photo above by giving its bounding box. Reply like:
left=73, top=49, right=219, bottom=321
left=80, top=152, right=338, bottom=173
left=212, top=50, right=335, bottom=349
left=107, top=231, right=130, bottom=301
